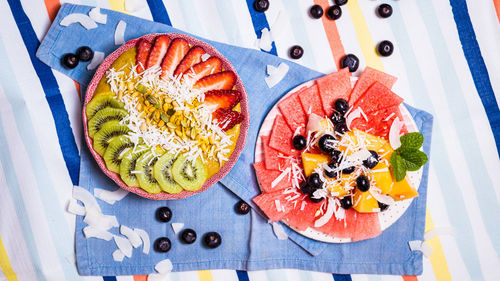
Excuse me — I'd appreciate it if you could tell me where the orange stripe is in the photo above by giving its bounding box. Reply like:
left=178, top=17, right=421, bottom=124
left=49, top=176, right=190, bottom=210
left=133, top=275, right=148, bottom=281
left=313, top=0, right=346, bottom=71
left=494, top=0, right=500, bottom=23
left=402, top=276, right=418, bottom=281
left=43, top=0, right=60, bottom=22
left=74, top=81, right=81, bottom=100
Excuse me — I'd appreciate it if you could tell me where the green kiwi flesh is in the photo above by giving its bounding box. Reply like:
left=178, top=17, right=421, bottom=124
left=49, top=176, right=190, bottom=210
left=135, top=148, right=165, bottom=194
left=119, top=145, right=148, bottom=187
left=153, top=153, right=183, bottom=194
left=171, top=154, right=207, bottom=191
left=103, top=136, right=133, bottom=173
left=88, top=107, right=128, bottom=138
left=86, top=93, right=124, bottom=120
left=92, top=120, right=130, bottom=155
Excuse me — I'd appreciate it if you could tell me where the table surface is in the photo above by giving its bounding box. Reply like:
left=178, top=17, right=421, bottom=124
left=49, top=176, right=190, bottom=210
left=0, top=0, right=499, bottom=281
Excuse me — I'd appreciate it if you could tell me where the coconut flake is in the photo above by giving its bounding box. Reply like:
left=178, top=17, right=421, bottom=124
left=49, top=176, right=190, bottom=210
left=83, top=226, right=113, bottom=241
left=87, top=51, right=105, bottom=70
left=408, top=240, right=433, bottom=258
left=259, top=28, right=272, bottom=51
left=314, top=198, right=335, bottom=227
left=383, top=112, right=396, bottom=122
left=115, top=20, right=127, bottom=45
left=265, top=63, right=288, bottom=88
left=271, top=167, right=290, bottom=188
left=120, top=225, right=142, bottom=248
left=114, top=235, right=133, bottom=258
left=389, top=117, right=404, bottom=149
left=170, top=222, right=184, bottom=234
left=94, top=187, right=129, bottom=204
left=134, top=228, right=150, bottom=254
left=88, top=7, right=107, bottom=24
left=112, top=249, right=125, bottom=262
left=346, top=107, right=362, bottom=130
left=60, top=13, right=97, bottom=29
left=369, top=190, right=394, bottom=206
left=67, top=199, right=86, bottom=216
left=125, top=0, right=146, bottom=12
left=201, top=53, right=210, bottom=62
left=424, top=227, right=455, bottom=241
left=155, top=259, right=173, bottom=273
left=306, top=113, right=323, bottom=133
left=266, top=64, right=279, bottom=76
left=148, top=273, right=168, bottom=281
left=271, top=222, right=288, bottom=240
left=73, top=186, right=101, bottom=212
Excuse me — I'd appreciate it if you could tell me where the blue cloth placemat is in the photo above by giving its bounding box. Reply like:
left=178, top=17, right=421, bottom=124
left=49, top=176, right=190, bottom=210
left=36, top=4, right=433, bottom=276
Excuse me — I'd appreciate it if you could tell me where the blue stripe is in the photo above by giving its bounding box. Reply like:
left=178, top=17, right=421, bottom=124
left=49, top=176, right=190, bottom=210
left=236, top=270, right=250, bottom=281
left=332, top=274, right=352, bottom=281
left=448, top=0, right=500, bottom=156
left=102, top=277, right=117, bottom=281
left=7, top=0, right=80, bottom=185
left=146, top=0, right=172, bottom=25
left=245, top=0, right=278, bottom=56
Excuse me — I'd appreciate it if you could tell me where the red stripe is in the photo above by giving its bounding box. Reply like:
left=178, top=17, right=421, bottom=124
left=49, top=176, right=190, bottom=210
left=133, top=275, right=148, bottom=281
left=494, top=0, right=500, bottom=23
left=402, top=276, right=418, bottom=281
left=43, top=0, right=60, bottom=22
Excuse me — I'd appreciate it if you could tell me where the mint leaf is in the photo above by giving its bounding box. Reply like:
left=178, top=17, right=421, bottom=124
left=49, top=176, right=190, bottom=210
left=390, top=153, right=407, bottom=182
left=399, top=149, right=428, bottom=171
left=400, top=132, right=424, bottom=150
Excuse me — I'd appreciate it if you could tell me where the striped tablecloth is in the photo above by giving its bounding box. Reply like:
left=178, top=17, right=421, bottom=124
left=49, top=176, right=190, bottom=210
left=0, top=0, right=499, bottom=281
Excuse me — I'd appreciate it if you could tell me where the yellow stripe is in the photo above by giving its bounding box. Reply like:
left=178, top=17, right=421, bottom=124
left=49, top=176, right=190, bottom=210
left=107, top=0, right=129, bottom=14
left=0, top=235, right=18, bottom=281
left=197, top=270, right=215, bottom=281
left=426, top=209, right=452, bottom=281
left=345, top=0, right=385, bottom=71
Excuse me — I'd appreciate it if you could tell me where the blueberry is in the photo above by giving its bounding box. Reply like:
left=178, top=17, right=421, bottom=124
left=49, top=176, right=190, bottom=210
left=289, top=45, right=304, bottom=59
left=341, top=54, right=359, bottom=72
left=326, top=5, right=342, bottom=20
left=363, top=150, right=379, bottom=169
left=235, top=200, right=251, bottom=215
left=331, top=111, right=346, bottom=125
left=356, top=175, right=370, bottom=192
left=334, top=98, right=349, bottom=115
left=204, top=232, right=222, bottom=248
left=331, top=149, right=343, bottom=164
left=342, top=166, right=355, bottom=174
left=324, top=163, right=338, bottom=178
left=76, top=46, right=94, bottom=62
left=318, top=134, right=335, bottom=153
left=308, top=173, right=324, bottom=189
left=335, top=0, right=348, bottom=6
left=156, top=207, right=172, bottom=222
left=300, top=181, right=314, bottom=195
left=309, top=5, right=324, bottom=19
left=293, top=135, right=307, bottom=150
left=180, top=229, right=197, bottom=244
left=377, top=4, right=393, bottom=18
left=377, top=40, right=394, bottom=57
left=309, top=194, right=324, bottom=203
left=154, top=237, right=171, bottom=252
left=61, top=53, right=78, bottom=69
left=340, top=196, right=353, bottom=209
left=378, top=201, right=390, bottom=212
left=253, top=0, right=269, bottom=12
left=334, top=122, right=348, bottom=135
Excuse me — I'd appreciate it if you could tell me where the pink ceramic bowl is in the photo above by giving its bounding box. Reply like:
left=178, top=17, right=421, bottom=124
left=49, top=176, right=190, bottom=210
left=83, top=33, right=249, bottom=200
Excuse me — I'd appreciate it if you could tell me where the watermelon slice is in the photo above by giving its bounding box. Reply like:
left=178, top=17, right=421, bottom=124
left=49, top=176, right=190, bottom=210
left=283, top=198, right=322, bottom=231
left=314, top=208, right=358, bottom=239
left=297, top=84, right=326, bottom=117
left=351, top=212, right=382, bottom=241
left=352, top=82, right=403, bottom=114
left=350, top=105, right=407, bottom=139
left=349, top=67, right=397, bottom=105
left=253, top=162, right=292, bottom=193
left=253, top=189, right=297, bottom=222
left=316, top=68, right=351, bottom=117
left=278, top=92, right=307, bottom=134
left=261, top=136, right=289, bottom=170
left=268, top=115, right=297, bottom=155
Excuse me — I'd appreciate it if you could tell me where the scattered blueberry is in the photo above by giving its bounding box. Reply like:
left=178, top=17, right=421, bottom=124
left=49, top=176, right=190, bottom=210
left=235, top=200, right=251, bottom=215
left=253, top=0, right=269, bottom=12
left=341, top=54, right=359, bottom=72
left=363, top=150, right=379, bottom=169
left=289, top=45, right=304, bottom=59
left=378, top=201, right=390, bottom=212
left=331, top=149, right=343, bottom=164
left=180, top=229, right=197, bottom=244
left=331, top=111, right=346, bottom=125
left=326, top=5, right=342, bottom=20
left=308, top=173, right=324, bottom=189
left=309, top=194, right=324, bottom=203
left=356, top=175, right=370, bottom=192
left=300, top=181, right=314, bottom=195
left=204, top=232, right=222, bottom=249
left=154, top=237, right=171, bottom=252
left=76, top=46, right=94, bottom=62
left=340, top=196, right=353, bottom=209
left=377, top=4, right=393, bottom=18
left=334, top=98, right=349, bottom=115
left=335, top=0, right=348, bottom=6
left=334, top=122, right=348, bottom=135
left=378, top=40, right=394, bottom=57
left=156, top=207, right=172, bottom=222
left=324, top=163, right=338, bottom=178
left=342, top=166, right=355, bottom=174
left=61, top=53, right=78, bottom=69
left=293, top=135, right=307, bottom=150
left=318, top=134, right=335, bottom=153
left=309, top=5, right=324, bottom=19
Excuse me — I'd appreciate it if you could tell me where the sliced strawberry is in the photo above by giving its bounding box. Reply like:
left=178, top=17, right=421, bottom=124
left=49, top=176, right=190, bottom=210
left=194, top=71, right=236, bottom=92
left=160, top=38, right=190, bottom=78
left=212, top=108, right=244, bottom=131
left=145, top=35, right=171, bottom=70
left=203, top=90, right=241, bottom=111
left=183, top=57, right=222, bottom=83
left=135, top=38, right=152, bottom=73
left=173, top=46, right=205, bottom=77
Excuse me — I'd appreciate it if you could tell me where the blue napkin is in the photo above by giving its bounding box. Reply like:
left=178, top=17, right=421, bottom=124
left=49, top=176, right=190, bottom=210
left=37, top=4, right=433, bottom=275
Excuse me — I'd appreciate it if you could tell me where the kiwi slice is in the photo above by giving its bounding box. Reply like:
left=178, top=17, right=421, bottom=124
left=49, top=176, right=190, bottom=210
left=119, top=145, right=148, bottom=187
left=135, top=147, right=165, bottom=194
left=103, top=136, right=134, bottom=173
left=153, top=153, right=183, bottom=194
left=92, top=120, right=130, bottom=155
left=86, top=93, right=125, bottom=120
left=88, top=107, right=128, bottom=138
left=171, top=154, right=207, bottom=191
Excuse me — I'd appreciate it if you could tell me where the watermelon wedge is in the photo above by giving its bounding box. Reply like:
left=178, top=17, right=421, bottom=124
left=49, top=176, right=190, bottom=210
left=350, top=105, right=407, bottom=139
left=297, top=84, right=326, bottom=117
left=283, top=199, right=322, bottom=231
left=351, top=212, right=382, bottom=241
left=278, top=92, right=307, bottom=134
left=268, top=115, right=297, bottom=155
left=253, top=189, right=297, bottom=222
left=253, top=162, right=292, bottom=193
left=261, top=136, right=288, bottom=170
left=349, top=67, right=397, bottom=105
left=316, top=68, right=351, bottom=117
left=313, top=208, right=358, bottom=239
left=352, top=82, right=403, bottom=114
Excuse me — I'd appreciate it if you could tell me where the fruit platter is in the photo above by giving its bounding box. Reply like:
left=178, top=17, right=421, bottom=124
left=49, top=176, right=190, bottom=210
left=253, top=67, right=428, bottom=242
left=83, top=33, right=249, bottom=200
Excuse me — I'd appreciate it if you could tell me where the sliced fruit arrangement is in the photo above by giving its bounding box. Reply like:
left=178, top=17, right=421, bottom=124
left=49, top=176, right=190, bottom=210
left=85, top=34, right=245, bottom=196
left=253, top=66, right=428, bottom=241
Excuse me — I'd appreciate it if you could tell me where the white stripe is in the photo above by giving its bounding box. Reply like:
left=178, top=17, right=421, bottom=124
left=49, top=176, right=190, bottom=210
left=20, top=0, right=51, bottom=41
left=284, top=269, right=303, bottom=281
left=210, top=269, right=239, bottom=281
left=351, top=274, right=371, bottom=281
left=175, top=271, right=198, bottom=281
left=248, top=270, right=269, bottom=281
left=163, top=0, right=188, bottom=30
left=193, top=0, right=229, bottom=44
left=116, top=276, right=135, bottom=281
left=263, top=0, right=298, bottom=59
left=308, top=271, right=334, bottom=281
left=334, top=5, right=365, bottom=77
left=421, top=256, right=437, bottom=281
left=130, top=0, right=154, bottom=21
left=227, top=0, right=259, bottom=49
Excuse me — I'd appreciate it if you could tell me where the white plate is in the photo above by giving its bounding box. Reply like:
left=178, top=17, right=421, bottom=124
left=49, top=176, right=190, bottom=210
left=254, top=79, right=423, bottom=243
